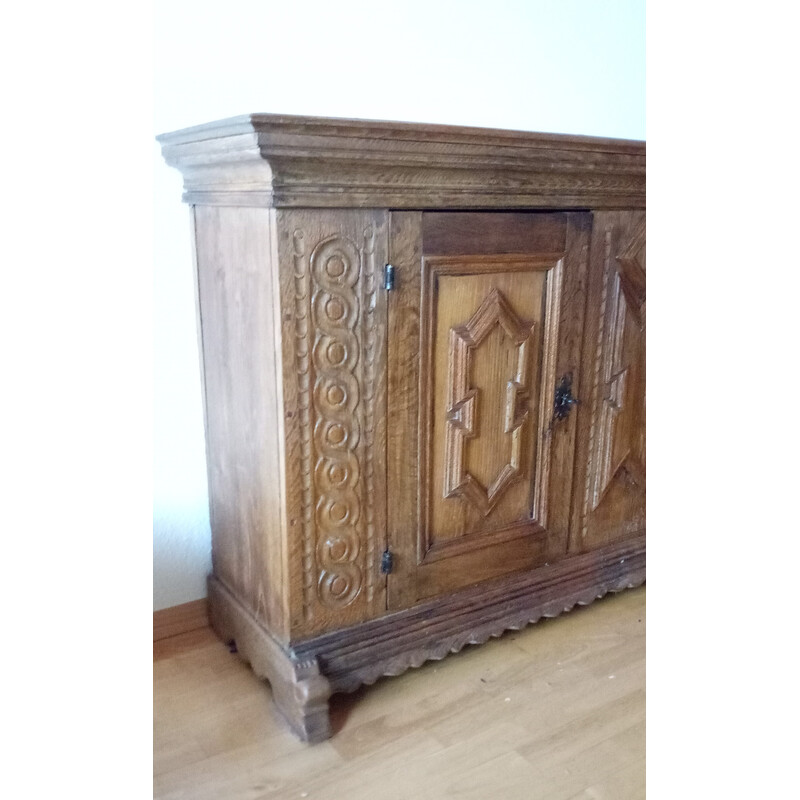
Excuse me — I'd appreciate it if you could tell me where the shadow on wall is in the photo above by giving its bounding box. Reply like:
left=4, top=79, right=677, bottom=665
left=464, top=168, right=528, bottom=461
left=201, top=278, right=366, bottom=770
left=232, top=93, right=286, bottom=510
left=154, top=162, right=211, bottom=612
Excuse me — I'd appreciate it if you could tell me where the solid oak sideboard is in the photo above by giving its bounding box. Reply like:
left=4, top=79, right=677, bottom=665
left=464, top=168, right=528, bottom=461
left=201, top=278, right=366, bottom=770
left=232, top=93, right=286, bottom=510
left=158, top=114, right=646, bottom=742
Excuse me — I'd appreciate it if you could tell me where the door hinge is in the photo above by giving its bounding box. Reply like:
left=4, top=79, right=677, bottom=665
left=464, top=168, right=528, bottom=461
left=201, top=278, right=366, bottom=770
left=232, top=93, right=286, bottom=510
left=380, top=549, right=394, bottom=574
left=384, top=263, right=395, bottom=291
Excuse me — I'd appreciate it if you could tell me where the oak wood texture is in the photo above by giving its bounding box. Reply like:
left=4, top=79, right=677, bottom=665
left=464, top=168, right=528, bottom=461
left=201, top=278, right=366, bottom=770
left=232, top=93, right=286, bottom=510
left=570, top=211, right=646, bottom=554
left=294, top=536, right=644, bottom=694
left=157, top=113, right=645, bottom=209
left=153, top=599, right=209, bottom=642
left=193, top=205, right=289, bottom=640
left=275, top=209, right=389, bottom=638
left=209, top=537, right=642, bottom=741
left=421, top=211, right=569, bottom=255
left=209, top=576, right=332, bottom=743
left=159, top=114, right=646, bottom=742
left=154, top=587, right=646, bottom=800
left=387, top=212, right=591, bottom=604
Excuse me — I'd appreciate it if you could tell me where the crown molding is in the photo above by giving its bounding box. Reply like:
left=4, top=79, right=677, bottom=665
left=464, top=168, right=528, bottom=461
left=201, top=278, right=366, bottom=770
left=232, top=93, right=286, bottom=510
left=158, top=114, right=645, bottom=209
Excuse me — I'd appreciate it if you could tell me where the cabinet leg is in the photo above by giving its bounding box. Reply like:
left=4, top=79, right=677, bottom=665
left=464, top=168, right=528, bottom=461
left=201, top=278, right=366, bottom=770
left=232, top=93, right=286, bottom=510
left=207, top=576, right=332, bottom=742
left=270, top=659, right=332, bottom=743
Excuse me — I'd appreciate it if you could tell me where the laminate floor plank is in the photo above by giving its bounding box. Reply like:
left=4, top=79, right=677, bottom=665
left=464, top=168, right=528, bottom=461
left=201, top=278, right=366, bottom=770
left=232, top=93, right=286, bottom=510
left=154, top=586, right=645, bottom=799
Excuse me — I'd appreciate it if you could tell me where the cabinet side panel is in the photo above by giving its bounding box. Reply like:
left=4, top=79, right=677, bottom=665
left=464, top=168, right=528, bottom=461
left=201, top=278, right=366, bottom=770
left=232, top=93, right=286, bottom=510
left=276, top=209, right=389, bottom=639
left=194, top=205, right=287, bottom=639
left=570, top=210, right=646, bottom=553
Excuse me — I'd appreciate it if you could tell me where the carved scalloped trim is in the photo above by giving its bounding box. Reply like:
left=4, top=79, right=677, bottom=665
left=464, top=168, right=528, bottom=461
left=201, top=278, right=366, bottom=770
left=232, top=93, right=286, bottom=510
left=292, top=229, right=315, bottom=622
left=328, top=572, right=645, bottom=693
left=362, top=225, right=378, bottom=604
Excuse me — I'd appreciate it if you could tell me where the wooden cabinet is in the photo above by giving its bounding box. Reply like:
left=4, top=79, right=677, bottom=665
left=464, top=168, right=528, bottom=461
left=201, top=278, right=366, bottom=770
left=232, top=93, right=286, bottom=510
left=159, top=115, right=646, bottom=742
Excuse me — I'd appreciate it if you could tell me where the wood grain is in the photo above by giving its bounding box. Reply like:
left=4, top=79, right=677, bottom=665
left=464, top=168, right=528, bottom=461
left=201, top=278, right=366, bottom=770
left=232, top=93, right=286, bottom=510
left=194, top=205, right=288, bottom=638
left=275, top=210, right=389, bottom=637
left=159, top=115, right=645, bottom=744
left=387, top=212, right=591, bottom=605
left=202, top=535, right=642, bottom=742
left=208, top=577, right=332, bottom=743
left=385, top=212, right=423, bottom=611
left=158, top=114, right=645, bottom=209
left=422, top=211, right=567, bottom=255
left=570, top=211, right=645, bottom=554
left=294, top=535, right=644, bottom=693
left=434, top=261, right=547, bottom=535
left=546, top=213, right=592, bottom=555
left=153, top=599, right=209, bottom=642
left=154, top=586, right=646, bottom=799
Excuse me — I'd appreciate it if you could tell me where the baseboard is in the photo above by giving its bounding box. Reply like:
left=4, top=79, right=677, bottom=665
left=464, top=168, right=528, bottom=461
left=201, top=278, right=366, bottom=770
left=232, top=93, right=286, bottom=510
left=153, top=598, right=209, bottom=641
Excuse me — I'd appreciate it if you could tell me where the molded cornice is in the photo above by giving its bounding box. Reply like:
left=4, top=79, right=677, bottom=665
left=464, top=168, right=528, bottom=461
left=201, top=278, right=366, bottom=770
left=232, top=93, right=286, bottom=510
left=158, top=114, right=645, bottom=209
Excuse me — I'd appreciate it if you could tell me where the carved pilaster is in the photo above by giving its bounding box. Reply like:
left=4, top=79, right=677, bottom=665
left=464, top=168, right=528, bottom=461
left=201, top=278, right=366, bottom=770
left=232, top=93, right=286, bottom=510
left=281, top=211, right=388, bottom=634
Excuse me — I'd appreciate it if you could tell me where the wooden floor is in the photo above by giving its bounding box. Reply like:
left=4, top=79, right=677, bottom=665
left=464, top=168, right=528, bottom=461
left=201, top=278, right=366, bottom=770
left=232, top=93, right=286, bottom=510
left=154, top=586, right=645, bottom=799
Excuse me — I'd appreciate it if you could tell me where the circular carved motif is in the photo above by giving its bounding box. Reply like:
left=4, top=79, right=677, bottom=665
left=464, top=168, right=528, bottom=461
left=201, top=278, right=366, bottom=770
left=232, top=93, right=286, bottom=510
left=328, top=538, right=347, bottom=561
left=325, top=255, right=346, bottom=279
left=325, top=297, right=346, bottom=321
left=328, top=463, right=347, bottom=486
left=326, top=341, right=346, bottom=366
left=329, top=501, right=349, bottom=524
left=326, top=384, right=346, bottom=406
left=326, top=423, right=346, bottom=445
left=310, top=235, right=364, bottom=610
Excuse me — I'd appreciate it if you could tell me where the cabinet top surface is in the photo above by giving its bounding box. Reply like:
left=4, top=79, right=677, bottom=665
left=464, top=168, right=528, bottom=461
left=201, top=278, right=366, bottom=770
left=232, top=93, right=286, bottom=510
left=158, top=113, right=645, bottom=210
left=157, top=113, right=645, bottom=152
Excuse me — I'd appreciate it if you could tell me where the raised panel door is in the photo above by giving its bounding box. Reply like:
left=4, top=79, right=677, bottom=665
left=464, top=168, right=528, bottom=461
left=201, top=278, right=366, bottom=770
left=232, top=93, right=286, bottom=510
left=570, top=210, right=645, bottom=553
left=387, top=212, right=591, bottom=607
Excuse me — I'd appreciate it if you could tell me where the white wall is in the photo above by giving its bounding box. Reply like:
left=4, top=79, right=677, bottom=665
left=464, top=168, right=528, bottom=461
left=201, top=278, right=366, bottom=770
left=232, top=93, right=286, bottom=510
left=153, top=0, right=645, bottom=611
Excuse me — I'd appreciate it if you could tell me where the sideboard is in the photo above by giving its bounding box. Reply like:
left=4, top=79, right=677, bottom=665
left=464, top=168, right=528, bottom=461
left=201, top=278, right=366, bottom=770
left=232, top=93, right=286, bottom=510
left=158, top=114, right=646, bottom=742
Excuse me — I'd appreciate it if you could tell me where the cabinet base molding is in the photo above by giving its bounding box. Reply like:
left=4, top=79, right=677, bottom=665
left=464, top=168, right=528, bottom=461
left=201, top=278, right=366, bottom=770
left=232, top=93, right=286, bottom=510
left=208, top=578, right=333, bottom=743
left=208, top=534, right=644, bottom=742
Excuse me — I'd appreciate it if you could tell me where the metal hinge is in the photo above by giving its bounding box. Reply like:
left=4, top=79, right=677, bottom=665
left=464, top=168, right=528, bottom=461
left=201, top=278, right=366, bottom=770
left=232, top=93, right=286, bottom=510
left=384, top=263, right=395, bottom=291
left=380, top=549, right=394, bottom=574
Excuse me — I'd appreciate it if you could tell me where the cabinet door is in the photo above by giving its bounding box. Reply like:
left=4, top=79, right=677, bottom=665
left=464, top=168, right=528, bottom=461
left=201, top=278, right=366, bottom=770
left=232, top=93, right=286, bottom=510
left=570, top=211, right=645, bottom=553
left=387, top=212, right=591, bottom=607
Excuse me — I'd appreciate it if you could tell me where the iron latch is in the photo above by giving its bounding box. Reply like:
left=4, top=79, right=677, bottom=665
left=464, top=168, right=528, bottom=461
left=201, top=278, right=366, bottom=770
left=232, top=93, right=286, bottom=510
left=380, top=549, right=394, bottom=574
left=553, top=373, right=578, bottom=421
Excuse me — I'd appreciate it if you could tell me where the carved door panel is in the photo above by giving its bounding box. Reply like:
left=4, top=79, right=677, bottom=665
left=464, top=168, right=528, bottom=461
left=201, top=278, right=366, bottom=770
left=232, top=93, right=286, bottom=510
left=570, top=211, right=645, bottom=553
left=387, top=212, right=591, bottom=607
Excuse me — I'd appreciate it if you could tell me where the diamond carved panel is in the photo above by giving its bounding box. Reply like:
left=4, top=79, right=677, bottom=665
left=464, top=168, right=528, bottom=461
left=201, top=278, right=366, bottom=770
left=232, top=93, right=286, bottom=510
left=443, top=288, right=534, bottom=516
left=591, top=219, right=646, bottom=510
left=575, top=212, right=647, bottom=556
